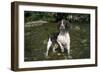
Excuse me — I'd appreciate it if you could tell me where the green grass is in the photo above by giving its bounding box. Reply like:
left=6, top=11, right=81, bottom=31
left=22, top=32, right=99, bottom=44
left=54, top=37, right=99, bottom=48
left=24, top=21, right=90, bottom=61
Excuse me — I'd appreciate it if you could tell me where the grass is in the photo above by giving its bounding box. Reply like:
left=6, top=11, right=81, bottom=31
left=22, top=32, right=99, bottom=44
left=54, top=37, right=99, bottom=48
left=24, top=21, right=90, bottom=61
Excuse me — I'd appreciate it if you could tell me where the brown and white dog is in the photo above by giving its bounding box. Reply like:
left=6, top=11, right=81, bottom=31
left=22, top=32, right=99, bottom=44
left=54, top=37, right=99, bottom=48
left=46, top=19, right=71, bottom=59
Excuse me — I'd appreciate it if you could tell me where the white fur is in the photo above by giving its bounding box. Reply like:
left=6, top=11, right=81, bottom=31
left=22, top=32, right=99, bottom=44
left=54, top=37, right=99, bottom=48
left=57, top=32, right=70, bottom=46
left=57, top=32, right=70, bottom=55
left=46, top=38, right=52, bottom=57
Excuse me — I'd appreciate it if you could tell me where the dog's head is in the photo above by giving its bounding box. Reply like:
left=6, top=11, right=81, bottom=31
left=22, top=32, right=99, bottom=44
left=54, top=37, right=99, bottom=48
left=57, top=19, right=71, bottom=31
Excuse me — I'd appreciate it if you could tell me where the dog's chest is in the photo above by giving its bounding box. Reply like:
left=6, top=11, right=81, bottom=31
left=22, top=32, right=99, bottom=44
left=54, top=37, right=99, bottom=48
left=57, top=32, right=70, bottom=44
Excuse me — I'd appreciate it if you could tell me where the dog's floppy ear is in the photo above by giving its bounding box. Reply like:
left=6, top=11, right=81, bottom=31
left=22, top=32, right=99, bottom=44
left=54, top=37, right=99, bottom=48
left=65, top=20, right=71, bottom=29
left=56, top=20, right=61, bottom=29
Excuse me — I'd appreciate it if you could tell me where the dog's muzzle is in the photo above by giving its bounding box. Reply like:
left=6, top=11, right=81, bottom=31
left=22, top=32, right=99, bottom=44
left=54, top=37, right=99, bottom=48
left=60, top=25, right=65, bottom=30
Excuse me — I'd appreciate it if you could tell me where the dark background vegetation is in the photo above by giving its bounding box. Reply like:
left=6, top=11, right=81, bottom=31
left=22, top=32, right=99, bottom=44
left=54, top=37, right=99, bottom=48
left=24, top=11, right=90, bottom=61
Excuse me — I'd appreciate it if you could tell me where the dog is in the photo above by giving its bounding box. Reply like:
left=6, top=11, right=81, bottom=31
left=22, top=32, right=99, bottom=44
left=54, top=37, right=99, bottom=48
left=46, top=19, right=71, bottom=59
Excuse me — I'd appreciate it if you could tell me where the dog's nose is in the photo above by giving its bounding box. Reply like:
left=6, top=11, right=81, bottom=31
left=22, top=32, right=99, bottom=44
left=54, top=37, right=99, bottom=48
left=60, top=25, right=65, bottom=29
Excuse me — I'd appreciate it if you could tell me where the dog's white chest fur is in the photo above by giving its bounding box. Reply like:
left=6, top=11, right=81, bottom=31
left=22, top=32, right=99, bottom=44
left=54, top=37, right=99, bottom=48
left=57, top=32, right=70, bottom=45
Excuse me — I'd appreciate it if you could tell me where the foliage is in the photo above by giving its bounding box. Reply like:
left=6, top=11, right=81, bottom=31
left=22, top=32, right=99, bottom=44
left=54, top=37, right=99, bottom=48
left=24, top=11, right=90, bottom=23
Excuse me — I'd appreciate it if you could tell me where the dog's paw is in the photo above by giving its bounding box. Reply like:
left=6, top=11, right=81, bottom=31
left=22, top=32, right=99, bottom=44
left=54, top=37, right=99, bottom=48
left=57, top=53, right=61, bottom=56
left=68, top=55, right=72, bottom=59
left=44, top=53, right=49, bottom=59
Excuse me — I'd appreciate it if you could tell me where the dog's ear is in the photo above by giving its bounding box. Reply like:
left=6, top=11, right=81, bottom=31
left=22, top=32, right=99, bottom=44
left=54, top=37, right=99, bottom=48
left=65, top=20, right=71, bottom=29
left=56, top=20, right=61, bottom=29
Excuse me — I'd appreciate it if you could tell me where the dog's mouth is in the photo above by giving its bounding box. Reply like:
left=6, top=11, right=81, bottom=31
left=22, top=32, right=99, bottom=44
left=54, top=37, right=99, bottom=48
left=60, top=25, right=65, bottom=30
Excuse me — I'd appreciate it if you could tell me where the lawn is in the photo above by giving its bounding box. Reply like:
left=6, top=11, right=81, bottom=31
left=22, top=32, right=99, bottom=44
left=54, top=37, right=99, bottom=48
left=24, top=20, right=90, bottom=61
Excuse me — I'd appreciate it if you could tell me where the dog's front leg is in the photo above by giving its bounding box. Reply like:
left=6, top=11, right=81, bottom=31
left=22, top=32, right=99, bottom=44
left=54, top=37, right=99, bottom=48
left=57, top=41, right=64, bottom=52
left=66, top=43, right=70, bottom=56
left=65, top=43, right=72, bottom=59
left=46, top=38, right=52, bottom=57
